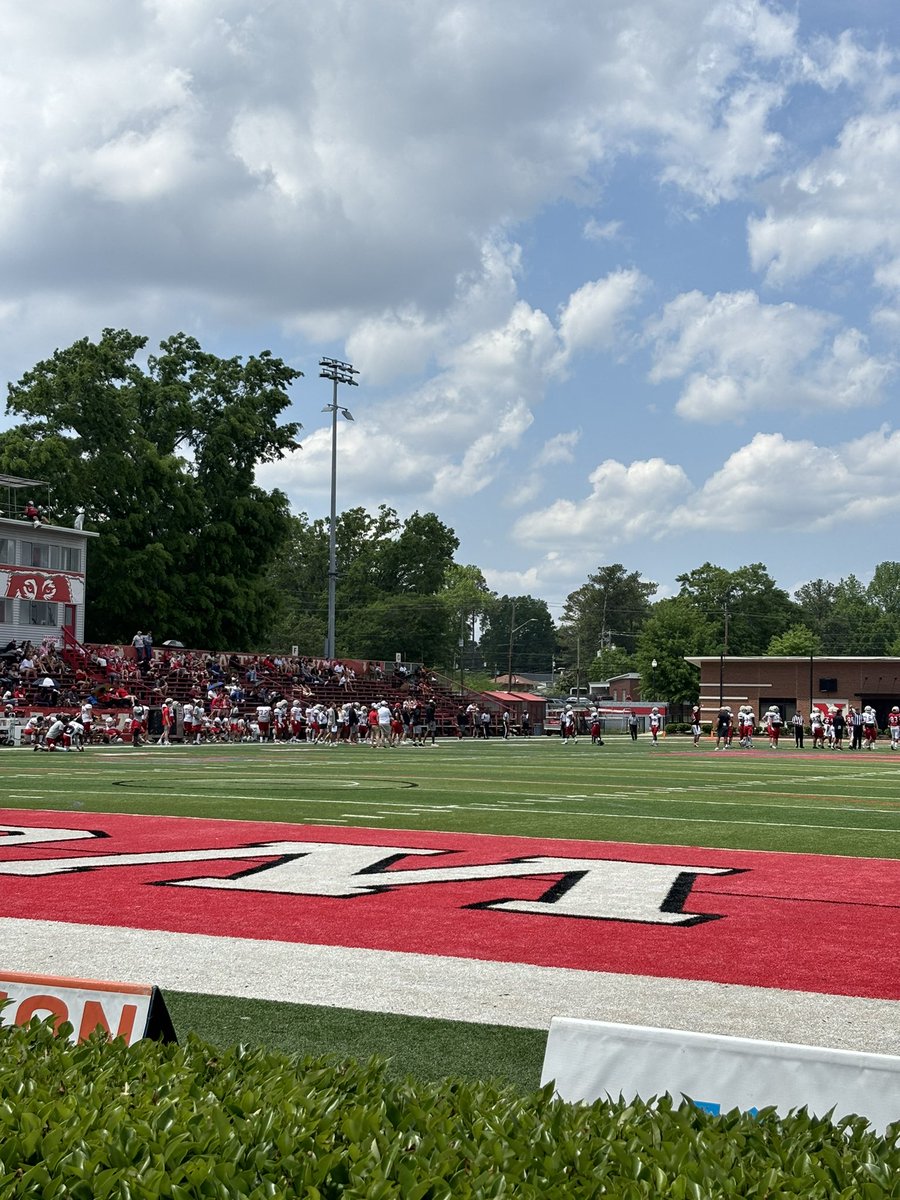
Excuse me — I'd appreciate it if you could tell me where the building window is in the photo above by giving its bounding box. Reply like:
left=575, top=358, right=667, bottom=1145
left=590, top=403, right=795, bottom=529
left=0, top=598, right=12, bottom=622
left=21, top=541, right=50, bottom=568
left=21, top=600, right=57, bottom=626
left=20, top=542, right=81, bottom=572
left=0, top=538, right=13, bottom=566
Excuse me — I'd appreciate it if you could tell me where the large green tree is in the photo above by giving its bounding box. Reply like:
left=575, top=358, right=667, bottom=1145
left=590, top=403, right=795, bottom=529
left=675, top=562, right=798, bottom=656
left=820, top=574, right=890, bottom=654
left=558, top=564, right=657, bottom=663
left=794, top=579, right=837, bottom=629
left=479, top=594, right=556, bottom=679
left=265, top=505, right=461, bottom=662
left=0, top=329, right=302, bottom=647
left=793, top=566, right=900, bottom=654
left=636, top=596, right=719, bottom=706
left=440, top=564, right=495, bottom=673
left=766, top=624, right=822, bottom=655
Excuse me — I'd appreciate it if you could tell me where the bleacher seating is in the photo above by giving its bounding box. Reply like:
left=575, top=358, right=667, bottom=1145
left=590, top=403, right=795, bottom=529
left=0, top=632, right=506, bottom=740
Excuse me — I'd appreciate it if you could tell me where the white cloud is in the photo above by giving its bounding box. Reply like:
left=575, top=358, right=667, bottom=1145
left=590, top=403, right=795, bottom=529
left=0, top=0, right=812, bottom=347
left=646, top=290, right=894, bottom=421
left=508, top=426, right=900, bottom=570
left=558, top=269, right=648, bottom=359
left=798, top=30, right=898, bottom=97
left=748, top=109, right=900, bottom=287
left=263, top=252, right=643, bottom=512
left=659, top=80, right=786, bottom=203
left=502, top=432, right=582, bottom=509
left=584, top=219, right=623, bottom=242
left=260, top=240, right=553, bottom=504
left=535, top=431, right=581, bottom=467
left=514, top=457, right=691, bottom=548
left=672, top=426, right=900, bottom=531
left=431, top=400, right=534, bottom=500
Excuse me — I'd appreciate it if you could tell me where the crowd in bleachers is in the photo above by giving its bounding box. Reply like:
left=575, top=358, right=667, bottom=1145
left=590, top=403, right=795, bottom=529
left=0, top=632, right=463, bottom=745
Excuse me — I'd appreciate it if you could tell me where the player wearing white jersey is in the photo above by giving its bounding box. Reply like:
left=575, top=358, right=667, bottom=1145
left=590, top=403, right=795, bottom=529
left=79, top=702, right=94, bottom=742
left=256, top=704, right=272, bottom=741
left=290, top=702, right=304, bottom=741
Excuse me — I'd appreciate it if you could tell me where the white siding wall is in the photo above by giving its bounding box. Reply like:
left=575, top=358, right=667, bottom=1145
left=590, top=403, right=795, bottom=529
left=0, top=520, right=97, bottom=647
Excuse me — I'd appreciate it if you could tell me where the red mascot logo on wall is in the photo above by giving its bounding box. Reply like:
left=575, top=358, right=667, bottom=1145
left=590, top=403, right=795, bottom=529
left=0, top=570, right=84, bottom=605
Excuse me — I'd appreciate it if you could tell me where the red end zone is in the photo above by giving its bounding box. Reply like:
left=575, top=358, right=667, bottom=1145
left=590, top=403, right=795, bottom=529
left=0, top=810, right=898, bottom=1001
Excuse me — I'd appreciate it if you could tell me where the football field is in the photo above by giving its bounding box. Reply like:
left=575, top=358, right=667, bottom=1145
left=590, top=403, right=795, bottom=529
left=1, top=734, right=898, bottom=1089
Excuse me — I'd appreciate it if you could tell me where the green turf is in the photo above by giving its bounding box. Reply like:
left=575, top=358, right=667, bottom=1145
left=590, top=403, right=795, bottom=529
left=2, top=733, right=898, bottom=858
left=3, top=734, right=899, bottom=1083
left=163, top=990, right=546, bottom=1091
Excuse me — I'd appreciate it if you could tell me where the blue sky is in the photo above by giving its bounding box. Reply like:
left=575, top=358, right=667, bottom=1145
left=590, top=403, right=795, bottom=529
left=3, top=0, right=900, bottom=621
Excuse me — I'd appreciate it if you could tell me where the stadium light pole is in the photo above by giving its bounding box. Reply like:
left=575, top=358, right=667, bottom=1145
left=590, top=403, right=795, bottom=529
left=320, top=358, right=359, bottom=660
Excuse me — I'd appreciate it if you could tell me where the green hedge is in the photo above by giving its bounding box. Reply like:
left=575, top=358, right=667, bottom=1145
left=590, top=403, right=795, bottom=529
left=0, top=1020, right=897, bottom=1198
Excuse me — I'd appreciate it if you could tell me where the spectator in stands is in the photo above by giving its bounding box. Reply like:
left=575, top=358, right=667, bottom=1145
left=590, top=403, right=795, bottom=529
left=24, top=500, right=47, bottom=528
left=0, top=640, right=19, bottom=662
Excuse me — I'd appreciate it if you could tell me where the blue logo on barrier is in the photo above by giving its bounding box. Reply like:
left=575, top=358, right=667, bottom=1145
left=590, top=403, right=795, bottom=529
left=694, top=1100, right=758, bottom=1117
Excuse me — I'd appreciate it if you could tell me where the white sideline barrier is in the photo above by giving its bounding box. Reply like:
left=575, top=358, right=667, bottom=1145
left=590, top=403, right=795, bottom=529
left=541, top=1018, right=900, bottom=1133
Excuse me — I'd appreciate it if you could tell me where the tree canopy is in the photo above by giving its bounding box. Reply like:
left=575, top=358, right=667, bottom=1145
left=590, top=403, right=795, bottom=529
left=558, top=564, right=657, bottom=663
left=265, top=506, right=461, bottom=663
left=478, top=594, right=556, bottom=679
left=675, top=562, right=797, bottom=656
left=0, top=329, right=302, bottom=647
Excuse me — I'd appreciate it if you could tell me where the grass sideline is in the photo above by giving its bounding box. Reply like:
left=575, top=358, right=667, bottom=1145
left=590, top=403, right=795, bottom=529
left=164, top=991, right=547, bottom=1091
left=2, top=734, right=898, bottom=1084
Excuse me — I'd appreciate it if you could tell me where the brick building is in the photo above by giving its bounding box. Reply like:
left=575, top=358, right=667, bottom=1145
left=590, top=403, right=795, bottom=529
left=686, top=656, right=900, bottom=728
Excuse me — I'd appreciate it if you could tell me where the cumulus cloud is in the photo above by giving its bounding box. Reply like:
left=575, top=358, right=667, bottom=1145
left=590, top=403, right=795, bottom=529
left=748, top=109, right=900, bottom=287
left=509, top=425, right=900, bottom=576
left=535, top=431, right=581, bottom=467
left=513, top=457, right=691, bottom=548
left=261, top=249, right=645, bottom=510
left=672, top=426, right=900, bottom=531
left=646, top=290, right=894, bottom=421
left=584, top=219, right=623, bottom=242
left=558, top=269, right=648, bottom=360
left=260, top=241, right=554, bottom=504
left=0, top=0, right=810, bottom=347
left=502, top=432, right=582, bottom=508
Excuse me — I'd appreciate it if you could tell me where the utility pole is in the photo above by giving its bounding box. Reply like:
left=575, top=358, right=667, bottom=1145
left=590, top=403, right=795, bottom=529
left=507, top=601, right=537, bottom=689
left=459, top=608, right=467, bottom=696
left=506, top=600, right=516, bottom=686
left=718, top=594, right=730, bottom=709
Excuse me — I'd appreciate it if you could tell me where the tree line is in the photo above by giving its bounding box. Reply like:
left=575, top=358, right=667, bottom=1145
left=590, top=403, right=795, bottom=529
left=1, top=330, right=897, bottom=700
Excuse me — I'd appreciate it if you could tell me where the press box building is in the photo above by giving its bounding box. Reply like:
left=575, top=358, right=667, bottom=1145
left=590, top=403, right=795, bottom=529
left=0, top=475, right=97, bottom=646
